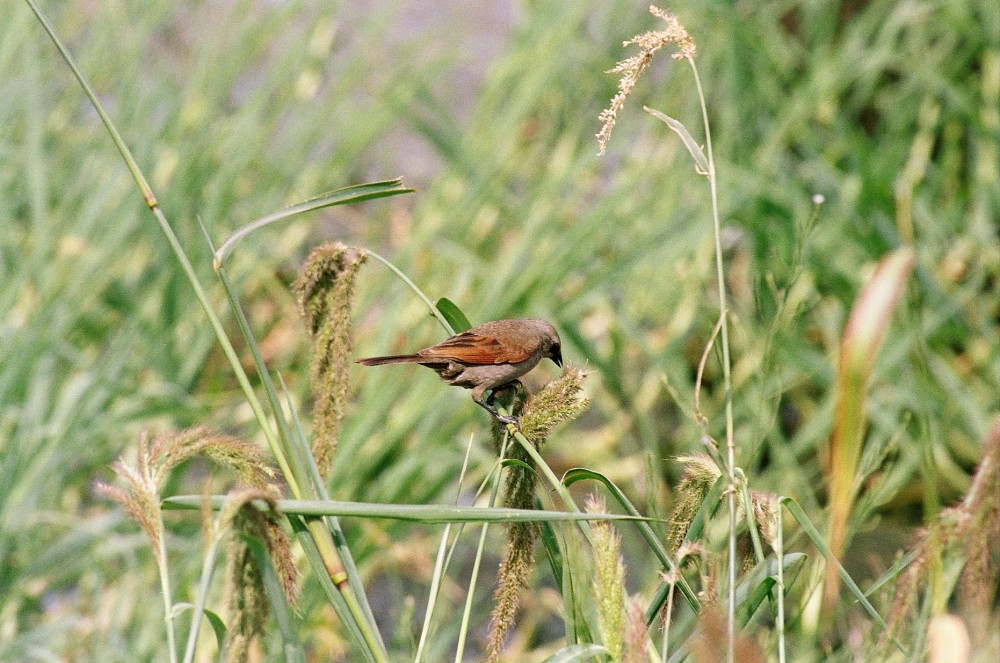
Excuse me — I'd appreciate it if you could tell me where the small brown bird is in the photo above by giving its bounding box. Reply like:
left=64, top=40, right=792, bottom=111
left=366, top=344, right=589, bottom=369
left=356, top=319, right=562, bottom=425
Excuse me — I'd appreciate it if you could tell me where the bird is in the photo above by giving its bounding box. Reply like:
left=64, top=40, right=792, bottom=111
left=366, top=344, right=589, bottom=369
left=356, top=319, right=562, bottom=425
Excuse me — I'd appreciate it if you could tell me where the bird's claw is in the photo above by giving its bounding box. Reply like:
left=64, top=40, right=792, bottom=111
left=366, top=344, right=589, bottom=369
left=476, top=395, right=521, bottom=429
left=495, top=413, right=520, bottom=428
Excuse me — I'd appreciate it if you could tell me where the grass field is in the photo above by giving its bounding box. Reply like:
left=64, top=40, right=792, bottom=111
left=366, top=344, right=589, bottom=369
left=2, top=1, right=998, bottom=661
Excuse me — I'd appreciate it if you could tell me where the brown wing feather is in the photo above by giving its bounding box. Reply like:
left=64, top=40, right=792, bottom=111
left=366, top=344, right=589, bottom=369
left=417, top=330, right=532, bottom=365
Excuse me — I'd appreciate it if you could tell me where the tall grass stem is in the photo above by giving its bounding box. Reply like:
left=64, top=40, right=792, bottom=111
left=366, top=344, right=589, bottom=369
left=416, top=434, right=476, bottom=662
left=454, top=433, right=510, bottom=663
left=687, top=55, right=737, bottom=663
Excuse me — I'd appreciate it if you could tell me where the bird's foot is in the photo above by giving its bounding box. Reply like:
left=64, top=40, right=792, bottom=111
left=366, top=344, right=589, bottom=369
left=475, top=397, right=521, bottom=430
left=494, top=413, right=520, bottom=428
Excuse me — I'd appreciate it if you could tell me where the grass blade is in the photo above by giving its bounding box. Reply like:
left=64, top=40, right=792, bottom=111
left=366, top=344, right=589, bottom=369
left=288, top=516, right=377, bottom=663
left=213, top=180, right=414, bottom=265
left=781, top=497, right=906, bottom=654
left=164, top=495, right=643, bottom=524
left=864, top=546, right=921, bottom=598
left=826, top=248, right=914, bottom=607
left=735, top=553, right=806, bottom=626
left=539, top=515, right=565, bottom=593
left=435, top=297, right=472, bottom=332
left=645, top=474, right=726, bottom=624
left=644, top=106, right=709, bottom=173
left=562, top=468, right=700, bottom=612
left=276, top=374, right=383, bottom=647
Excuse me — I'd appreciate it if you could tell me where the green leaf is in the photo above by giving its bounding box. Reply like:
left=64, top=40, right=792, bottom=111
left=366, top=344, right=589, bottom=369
left=500, top=457, right=538, bottom=474
left=214, top=179, right=414, bottom=265
left=172, top=590, right=230, bottom=661
left=562, top=468, right=700, bottom=613
left=865, top=545, right=920, bottom=597
left=736, top=469, right=766, bottom=565
left=435, top=297, right=472, bottom=332
left=643, top=106, right=709, bottom=172
left=163, top=495, right=643, bottom=525
left=781, top=497, right=907, bottom=654
left=735, top=552, right=806, bottom=625
left=561, top=526, right=594, bottom=646
left=539, top=516, right=564, bottom=593
left=170, top=602, right=193, bottom=619
left=202, top=610, right=227, bottom=655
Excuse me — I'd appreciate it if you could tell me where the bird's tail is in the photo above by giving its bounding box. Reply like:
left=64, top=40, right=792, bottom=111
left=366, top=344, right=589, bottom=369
left=356, top=354, right=424, bottom=366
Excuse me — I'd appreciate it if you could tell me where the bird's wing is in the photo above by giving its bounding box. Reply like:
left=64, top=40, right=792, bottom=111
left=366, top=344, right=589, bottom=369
left=418, top=330, right=533, bottom=365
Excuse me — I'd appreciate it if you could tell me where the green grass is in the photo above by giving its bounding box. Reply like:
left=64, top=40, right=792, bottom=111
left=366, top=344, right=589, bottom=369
left=3, top=0, right=998, bottom=661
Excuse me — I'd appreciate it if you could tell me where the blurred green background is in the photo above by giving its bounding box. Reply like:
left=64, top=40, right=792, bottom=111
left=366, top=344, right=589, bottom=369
left=2, top=0, right=997, bottom=660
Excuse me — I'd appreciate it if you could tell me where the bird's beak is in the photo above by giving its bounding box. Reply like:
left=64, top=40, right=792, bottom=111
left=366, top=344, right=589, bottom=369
left=552, top=348, right=563, bottom=367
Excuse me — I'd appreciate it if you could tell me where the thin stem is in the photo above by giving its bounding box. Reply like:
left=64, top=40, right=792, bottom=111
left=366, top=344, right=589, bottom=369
left=776, top=500, right=786, bottom=663
left=218, top=269, right=385, bottom=659
left=508, top=424, right=581, bottom=516
left=23, top=0, right=151, bottom=204
left=415, top=531, right=451, bottom=663
left=368, top=251, right=455, bottom=336
left=25, top=5, right=392, bottom=657
left=499, top=410, right=598, bottom=643
left=278, top=375, right=384, bottom=647
left=416, top=435, right=476, bottom=662
left=216, top=267, right=305, bottom=496
left=154, top=516, right=179, bottom=663
left=455, top=433, right=510, bottom=663
left=306, top=516, right=387, bottom=662
left=182, top=526, right=224, bottom=663
left=23, top=0, right=289, bottom=488
left=661, top=574, right=676, bottom=661
left=694, top=315, right=724, bottom=417
left=688, top=56, right=737, bottom=663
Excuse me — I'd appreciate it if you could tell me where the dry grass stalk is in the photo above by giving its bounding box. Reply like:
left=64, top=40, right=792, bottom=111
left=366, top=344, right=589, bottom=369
left=96, top=427, right=277, bottom=562
left=597, top=5, right=697, bottom=155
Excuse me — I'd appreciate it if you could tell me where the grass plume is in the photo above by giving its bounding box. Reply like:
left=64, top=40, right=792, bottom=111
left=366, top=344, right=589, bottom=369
left=588, top=494, right=627, bottom=660
left=291, top=241, right=367, bottom=477
left=487, top=368, right=589, bottom=660
left=519, top=364, right=590, bottom=443
left=597, top=5, right=696, bottom=154
left=222, top=489, right=299, bottom=662
left=96, top=428, right=277, bottom=557
left=96, top=428, right=279, bottom=660
left=666, top=454, right=721, bottom=555
left=624, top=595, right=649, bottom=663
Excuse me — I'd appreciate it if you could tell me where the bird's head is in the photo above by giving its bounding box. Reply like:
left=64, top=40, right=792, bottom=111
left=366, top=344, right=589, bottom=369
left=550, top=343, right=563, bottom=367
left=535, top=319, right=563, bottom=367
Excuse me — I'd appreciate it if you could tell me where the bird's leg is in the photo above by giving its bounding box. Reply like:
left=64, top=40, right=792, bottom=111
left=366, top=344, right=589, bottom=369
left=474, top=396, right=519, bottom=426
left=477, top=381, right=524, bottom=427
